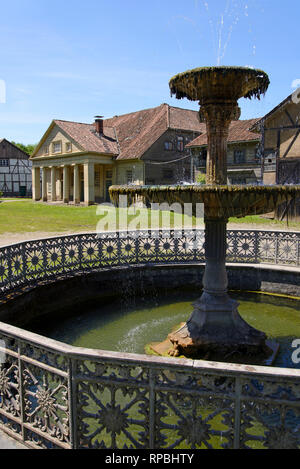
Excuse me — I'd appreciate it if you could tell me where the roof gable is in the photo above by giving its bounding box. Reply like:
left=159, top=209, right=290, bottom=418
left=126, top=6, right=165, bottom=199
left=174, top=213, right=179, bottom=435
left=32, top=120, right=119, bottom=158
left=55, top=120, right=118, bottom=155
left=250, top=93, right=300, bottom=130
left=0, top=138, right=30, bottom=159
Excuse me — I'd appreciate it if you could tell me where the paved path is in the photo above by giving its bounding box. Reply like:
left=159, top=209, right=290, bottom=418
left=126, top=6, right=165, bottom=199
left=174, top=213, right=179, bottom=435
left=0, top=429, right=27, bottom=449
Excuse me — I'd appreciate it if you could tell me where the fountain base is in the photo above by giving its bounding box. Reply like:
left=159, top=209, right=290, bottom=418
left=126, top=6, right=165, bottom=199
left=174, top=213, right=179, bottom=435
left=149, top=293, right=280, bottom=366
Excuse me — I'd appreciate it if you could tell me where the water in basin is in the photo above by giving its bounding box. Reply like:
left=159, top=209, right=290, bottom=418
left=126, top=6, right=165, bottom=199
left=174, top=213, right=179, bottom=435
left=29, top=290, right=300, bottom=369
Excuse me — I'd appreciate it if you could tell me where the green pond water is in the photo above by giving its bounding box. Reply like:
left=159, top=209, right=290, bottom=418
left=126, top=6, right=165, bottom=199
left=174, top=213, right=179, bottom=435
left=32, top=290, right=300, bottom=369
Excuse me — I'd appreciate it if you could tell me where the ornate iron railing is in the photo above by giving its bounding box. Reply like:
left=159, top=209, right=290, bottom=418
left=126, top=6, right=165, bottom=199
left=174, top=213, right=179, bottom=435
left=0, top=229, right=300, bottom=299
left=0, top=229, right=300, bottom=449
left=1, top=322, right=300, bottom=449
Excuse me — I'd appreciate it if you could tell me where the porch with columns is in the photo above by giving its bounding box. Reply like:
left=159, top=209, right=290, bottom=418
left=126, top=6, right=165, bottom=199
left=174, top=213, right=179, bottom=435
left=32, top=161, right=116, bottom=205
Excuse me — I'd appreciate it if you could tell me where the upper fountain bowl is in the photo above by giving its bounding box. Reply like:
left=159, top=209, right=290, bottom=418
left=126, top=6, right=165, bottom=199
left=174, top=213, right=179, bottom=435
left=169, top=66, right=270, bottom=105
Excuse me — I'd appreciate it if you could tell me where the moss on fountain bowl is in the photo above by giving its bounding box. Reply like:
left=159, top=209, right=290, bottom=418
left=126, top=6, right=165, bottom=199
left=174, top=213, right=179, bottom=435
left=109, top=184, right=300, bottom=219
left=169, top=66, right=270, bottom=103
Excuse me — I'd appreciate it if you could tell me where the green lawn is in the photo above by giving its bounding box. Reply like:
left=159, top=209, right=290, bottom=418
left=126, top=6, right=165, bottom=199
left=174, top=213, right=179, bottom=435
left=0, top=199, right=299, bottom=234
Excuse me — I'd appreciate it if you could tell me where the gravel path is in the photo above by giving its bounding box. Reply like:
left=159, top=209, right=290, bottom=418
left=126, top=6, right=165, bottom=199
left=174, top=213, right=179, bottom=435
left=0, top=223, right=298, bottom=247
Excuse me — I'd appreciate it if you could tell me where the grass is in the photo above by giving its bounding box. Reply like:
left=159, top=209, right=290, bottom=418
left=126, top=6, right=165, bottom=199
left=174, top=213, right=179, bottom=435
left=0, top=198, right=299, bottom=234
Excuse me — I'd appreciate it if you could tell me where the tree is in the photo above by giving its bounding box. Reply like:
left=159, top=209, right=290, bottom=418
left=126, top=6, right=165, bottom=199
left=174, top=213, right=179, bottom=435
left=11, top=141, right=36, bottom=156
left=196, top=171, right=206, bottom=185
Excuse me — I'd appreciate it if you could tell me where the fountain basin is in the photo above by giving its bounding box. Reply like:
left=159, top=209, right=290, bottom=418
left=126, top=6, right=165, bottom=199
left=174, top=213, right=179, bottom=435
left=110, top=184, right=300, bottom=219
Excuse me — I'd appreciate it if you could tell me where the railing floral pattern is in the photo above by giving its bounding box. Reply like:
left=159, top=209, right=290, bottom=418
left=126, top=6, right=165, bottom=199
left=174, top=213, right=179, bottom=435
left=0, top=229, right=299, bottom=299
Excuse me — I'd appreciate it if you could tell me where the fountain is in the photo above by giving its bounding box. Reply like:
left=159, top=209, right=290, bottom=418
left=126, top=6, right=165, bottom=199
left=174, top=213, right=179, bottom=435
left=110, top=66, right=300, bottom=362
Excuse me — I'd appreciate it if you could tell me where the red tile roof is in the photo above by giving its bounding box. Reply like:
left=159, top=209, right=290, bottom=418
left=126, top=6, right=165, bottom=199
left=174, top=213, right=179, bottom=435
left=50, top=104, right=204, bottom=160
left=187, top=118, right=261, bottom=148
left=104, top=103, right=204, bottom=160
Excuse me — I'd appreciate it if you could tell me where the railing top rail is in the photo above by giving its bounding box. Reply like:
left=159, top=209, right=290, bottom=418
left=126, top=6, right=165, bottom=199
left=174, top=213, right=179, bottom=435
left=1, top=320, right=300, bottom=380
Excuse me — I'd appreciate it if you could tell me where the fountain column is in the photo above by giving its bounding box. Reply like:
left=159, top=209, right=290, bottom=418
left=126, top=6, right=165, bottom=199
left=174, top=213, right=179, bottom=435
left=202, top=217, right=228, bottom=296
left=200, top=102, right=240, bottom=185
left=168, top=100, right=267, bottom=357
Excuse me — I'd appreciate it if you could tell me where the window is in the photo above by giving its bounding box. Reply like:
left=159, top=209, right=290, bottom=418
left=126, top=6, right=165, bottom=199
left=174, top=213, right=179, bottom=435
left=126, top=170, right=133, bottom=185
left=234, top=149, right=245, bottom=164
left=106, top=170, right=113, bottom=179
left=0, top=159, right=9, bottom=167
left=44, top=145, right=49, bottom=155
left=65, top=142, right=72, bottom=153
left=162, top=168, right=174, bottom=181
left=52, top=141, right=62, bottom=154
left=164, top=141, right=173, bottom=151
left=177, top=137, right=184, bottom=152
left=95, top=171, right=100, bottom=187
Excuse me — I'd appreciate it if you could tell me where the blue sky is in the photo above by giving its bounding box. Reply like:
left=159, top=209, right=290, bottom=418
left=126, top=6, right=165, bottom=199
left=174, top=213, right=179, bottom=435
left=1, top=0, right=300, bottom=144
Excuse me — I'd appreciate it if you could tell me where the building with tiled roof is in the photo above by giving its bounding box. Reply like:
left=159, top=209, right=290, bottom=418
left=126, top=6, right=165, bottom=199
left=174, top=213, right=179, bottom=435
left=0, top=139, right=32, bottom=197
left=31, top=103, right=204, bottom=204
left=187, top=118, right=262, bottom=185
left=31, top=103, right=264, bottom=205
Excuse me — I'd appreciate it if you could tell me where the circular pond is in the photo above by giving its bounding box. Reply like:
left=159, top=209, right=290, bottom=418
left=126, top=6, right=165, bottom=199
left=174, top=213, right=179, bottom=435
left=27, top=289, right=300, bottom=369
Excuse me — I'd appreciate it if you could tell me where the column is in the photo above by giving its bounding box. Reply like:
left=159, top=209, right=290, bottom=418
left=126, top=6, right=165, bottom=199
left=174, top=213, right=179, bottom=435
left=56, top=169, right=63, bottom=201
left=42, top=167, right=47, bottom=202
left=84, top=162, right=95, bottom=206
left=73, top=164, right=80, bottom=205
left=50, top=167, right=56, bottom=202
left=200, top=102, right=240, bottom=185
left=63, top=165, right=70, bottom=204
left=32, top=167, right=41, bottom=201
left=202, top=217, right=228, bottom=296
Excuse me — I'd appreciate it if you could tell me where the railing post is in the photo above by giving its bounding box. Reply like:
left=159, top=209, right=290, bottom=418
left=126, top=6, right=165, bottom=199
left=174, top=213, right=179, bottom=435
left=254, top=231, right=260, bottom=264
left=68, top=357, right=78, bottom=449
left=149, top=368, right=155, bottom=449
left=17, top=340, right=26, bottom=444
left=233, top=376, right=241, bottom=449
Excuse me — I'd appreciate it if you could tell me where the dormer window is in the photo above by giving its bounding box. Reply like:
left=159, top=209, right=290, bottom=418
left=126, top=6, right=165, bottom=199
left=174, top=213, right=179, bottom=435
left=164, top=141, right=173, bottom=151
left=234, top=149, right=246, bottom=164
left=44, top=145, right=49, bottom=155
left=52, top=141, right=62, bottom=154
left=65, top=142, right=72, bottom=153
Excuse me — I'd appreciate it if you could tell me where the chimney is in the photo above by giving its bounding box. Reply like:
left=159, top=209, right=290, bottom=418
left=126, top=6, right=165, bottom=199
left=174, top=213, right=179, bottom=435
left=95, top=116, right=104, bottom=135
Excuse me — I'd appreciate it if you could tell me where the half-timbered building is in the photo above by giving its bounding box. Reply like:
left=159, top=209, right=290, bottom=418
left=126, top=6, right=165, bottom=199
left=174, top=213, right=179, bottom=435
left=0, top=139, right=32, bottom=197
left=251, top=93, right=300, bottom=220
